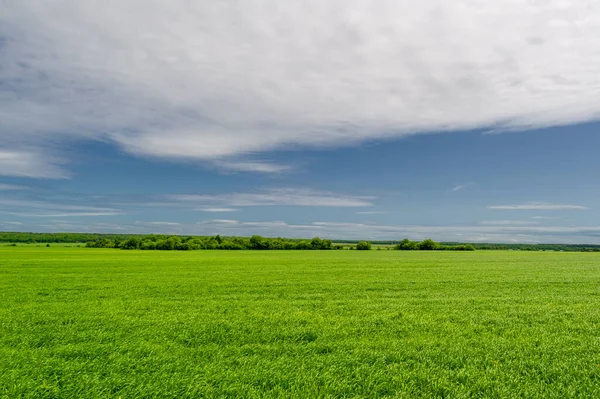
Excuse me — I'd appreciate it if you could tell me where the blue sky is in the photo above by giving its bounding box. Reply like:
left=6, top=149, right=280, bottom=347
left=2, top=1, right=600, bottom=243
left=2, top=124, right=599, bottom=243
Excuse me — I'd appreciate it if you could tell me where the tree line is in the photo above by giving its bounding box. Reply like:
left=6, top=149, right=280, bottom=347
left=85, top=236, right=472, bottom=251
left=86, top=235, right=339, bottom=250
left=0, top=232, right=131, bottom=243
left=2, top=232, right=599, bottom=251
left=393, top=238, right=475, bottom=251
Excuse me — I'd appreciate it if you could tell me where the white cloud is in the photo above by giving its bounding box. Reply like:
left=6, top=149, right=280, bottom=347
left=488, top=202, right=588, bottom=210
left=3, top=1, right=600, bottom=175
left=198, top=208, right=239, bottom=213
left=168, top=188, right=374, bottom=207
left=206, top=219, right=240, bottom=225
left=356, top=211, right=388, bottom=215
left=135, top=221, right=181, bottom=226
left=212, top=160, right=292, bottom=174
left=0, top=150, right=69, bottom=179
left=452, top=185, right=466, bottom=192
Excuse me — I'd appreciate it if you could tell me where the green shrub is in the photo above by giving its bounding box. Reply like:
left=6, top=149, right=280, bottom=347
left=356, top=241, right=372, bottom=251
left=418, top=239, right=439, bottom=251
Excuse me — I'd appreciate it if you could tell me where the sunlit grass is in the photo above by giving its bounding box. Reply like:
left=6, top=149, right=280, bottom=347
left=1, top=247, right=599, bottom=398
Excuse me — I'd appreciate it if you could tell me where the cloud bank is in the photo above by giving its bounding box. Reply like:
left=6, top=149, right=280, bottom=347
left=167, top=188, right=374, bottom=208
left=488, top=202, right=588, bottom=210
left=2, top=1, right=600, bottom=176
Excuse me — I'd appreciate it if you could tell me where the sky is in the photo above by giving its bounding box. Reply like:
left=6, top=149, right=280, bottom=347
left=1, top=1, right=600, bottom=243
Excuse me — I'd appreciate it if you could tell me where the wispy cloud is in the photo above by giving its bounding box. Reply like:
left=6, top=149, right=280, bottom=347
left=480, top=220, right=541, bottom=226
left=0, top=150, right=69, bottom=179
left=198, top=208, right=239, bottom=213
left=135, top=221, right=181, bottom=226
left=212, top=160, right=292, bottom=174
left=452, top=185, right=467, bottom=192
left=206, top=219, right=240, bottom=225
left=0, top=199, right=123, bottom=217
left=355, top=211, right=388, bottom=215
left=488, top=202, right=588, bottom=210
left=168, top=188, right=374, bottom=207
left=0, top=183, right=28, bottom=190
left=3, top=1, right=600, bottom=176
left=5, top=212, right=122, bottom=218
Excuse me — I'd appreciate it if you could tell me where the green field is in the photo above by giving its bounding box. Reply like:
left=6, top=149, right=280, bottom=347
left=1, top=247, right=600, bottom=398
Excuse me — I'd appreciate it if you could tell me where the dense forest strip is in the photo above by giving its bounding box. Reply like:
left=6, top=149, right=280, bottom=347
left=85, top=236, right=474, bottom=251
left=1, top=231, right=599, bottom=251
left=0, top=232, right=472, bottom=251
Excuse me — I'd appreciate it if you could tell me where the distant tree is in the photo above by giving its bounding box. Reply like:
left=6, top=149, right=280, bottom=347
left=309, top=237, right=332, bottom=250
left=140, top=240, right=157, bottom=250
left=356, top=241, right=372, bottom=250
left=310, top=237, right=323, bottom=250
left=219, top=239, right=245, bottom=250
left=46, top=243, right=50, bottom=248
left=167, top=236, right=181, bottom=250
left=295, top=240, right=311, bottom=250
left=176, top=241, right=191, bottom=251
left=394, top=238, right=418, bottom=250
left=271, top=237, right=285, bottom=250
left=155, top=236, right=180, bottom=250
left=154, top=240, right=169, bottom=250
left=283, top=241, right=296, bottom=250
left=120, top=237, right=141, bottom=250
left=200, top=238, right=218, bottom=250
left=249, top=235, right=270, bottom=250
left=418, top=239, right=439, bottom=251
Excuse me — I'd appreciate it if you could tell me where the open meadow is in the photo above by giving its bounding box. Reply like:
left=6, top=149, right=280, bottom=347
left=1, top=247, right=600, bottom=398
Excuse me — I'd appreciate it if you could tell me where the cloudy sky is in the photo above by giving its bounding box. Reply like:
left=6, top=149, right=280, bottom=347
left=1, top=0, right=599, bottom=243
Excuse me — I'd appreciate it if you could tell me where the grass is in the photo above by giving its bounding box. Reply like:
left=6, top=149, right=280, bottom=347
left=1, top=247, right=600, bottom=398
left=1, top=243, right=84, bottom=248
